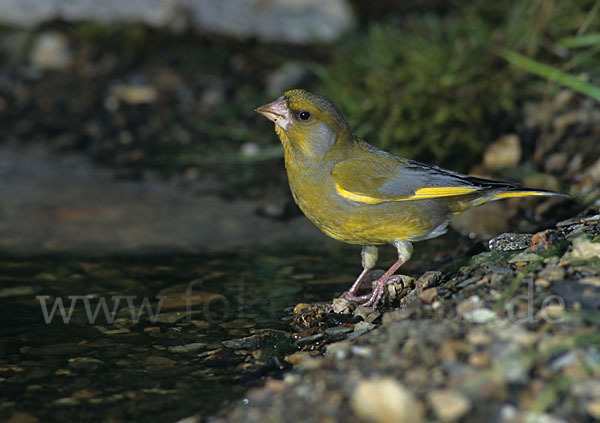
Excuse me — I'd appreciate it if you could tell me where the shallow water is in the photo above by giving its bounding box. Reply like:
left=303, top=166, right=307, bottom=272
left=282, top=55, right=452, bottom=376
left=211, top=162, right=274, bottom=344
left=0, top=245, right=372, bottom=421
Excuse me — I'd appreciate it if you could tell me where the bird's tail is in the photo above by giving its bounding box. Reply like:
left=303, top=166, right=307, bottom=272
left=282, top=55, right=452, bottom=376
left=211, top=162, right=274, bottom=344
left=490, top=188, right=569, bottom=200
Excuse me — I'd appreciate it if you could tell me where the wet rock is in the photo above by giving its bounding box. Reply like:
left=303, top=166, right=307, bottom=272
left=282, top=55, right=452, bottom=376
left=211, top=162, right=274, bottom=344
left=324, top=325, right=353, bottom=341
left=0, top=286, right=40, bottom=297
left=416, top=271, right=442, bottom=289
left=419, top=287, right=438, bottom=304
left=427, top=389, right=471, bottom=422
left=284, top=351, right=313, bottom=366
left=528, top=229, right=562, bottom=252
left=219, top=319, right=255, bottom=329
left=483, top=134, right=522, bottom=171
left=67, top=357, right=104, bottom=369
left=332, top=297, right=354, bottom=314
left=353, top=321, right=376, bottom=335
left=145, top=356, right=176, bottom=368
left=168, top=343, right=207, bottom=353
left=489, top=233, right=533, bottom=252
left=158, top=284, right=226, bottom=310
left=351, top=377, right=424, bottom=423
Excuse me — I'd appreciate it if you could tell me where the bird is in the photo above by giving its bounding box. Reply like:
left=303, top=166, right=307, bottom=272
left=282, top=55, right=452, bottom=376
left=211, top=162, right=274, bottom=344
left=255, top=89, right=564, bottom=308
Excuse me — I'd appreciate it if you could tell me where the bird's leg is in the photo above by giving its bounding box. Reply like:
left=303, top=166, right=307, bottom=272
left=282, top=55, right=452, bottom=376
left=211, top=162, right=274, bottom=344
left=361, top=240, right=413, bottom=308
left=343, top=245, right=378, bottom=302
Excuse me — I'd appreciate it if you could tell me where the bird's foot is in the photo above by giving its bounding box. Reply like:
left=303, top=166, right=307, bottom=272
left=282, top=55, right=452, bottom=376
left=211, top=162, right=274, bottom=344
left=358, top=274, right=406, bottom=308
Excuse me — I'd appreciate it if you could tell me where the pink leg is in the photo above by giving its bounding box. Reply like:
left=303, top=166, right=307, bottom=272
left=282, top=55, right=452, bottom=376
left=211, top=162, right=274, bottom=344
left=343, top=268, right=372, bottom=302
left=360, top=255, right=406, bottom=308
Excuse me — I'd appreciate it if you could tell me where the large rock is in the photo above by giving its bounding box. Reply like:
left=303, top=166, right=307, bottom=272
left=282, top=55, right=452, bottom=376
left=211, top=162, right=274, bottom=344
left=0, top=0, right=355, bottom=44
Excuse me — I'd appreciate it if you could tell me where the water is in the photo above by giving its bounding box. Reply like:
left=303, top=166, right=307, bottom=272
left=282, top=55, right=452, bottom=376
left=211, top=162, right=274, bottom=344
left=0, top=246, right=364, bottom=421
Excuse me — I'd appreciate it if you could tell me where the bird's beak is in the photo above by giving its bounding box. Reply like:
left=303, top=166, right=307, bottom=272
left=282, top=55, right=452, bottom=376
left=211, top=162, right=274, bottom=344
left=255, top=97, right=292, bottom=131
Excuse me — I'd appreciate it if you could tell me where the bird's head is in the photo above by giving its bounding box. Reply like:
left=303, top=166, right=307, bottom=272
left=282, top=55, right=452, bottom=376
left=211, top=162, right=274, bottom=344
left=256, top=89, right=350, bottom=158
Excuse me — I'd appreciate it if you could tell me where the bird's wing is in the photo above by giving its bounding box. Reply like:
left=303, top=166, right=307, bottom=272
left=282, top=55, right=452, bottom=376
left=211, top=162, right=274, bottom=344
left=331, top=157, right=516, bottom=205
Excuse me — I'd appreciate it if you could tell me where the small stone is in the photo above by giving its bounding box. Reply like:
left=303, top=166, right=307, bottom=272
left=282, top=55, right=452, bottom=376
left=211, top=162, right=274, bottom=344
left=332, top=297, right=354, bottom=314
left=68, top=357, right=104, bottom=369
left=463, top=308, right=497, bottom=323
left=325, top=325, right=353, bottom=340
left=168, top=343, right=207, bottom=353
left=382, top=309, right=411, bottom=325
left=158, top=285, right=226, bottom=310
left=219, top=319, right=255, bottom=329
left=427, top=389, right=471, bottom=422
left=457, top=295, right=483, bottom=316
left=326, top=340, right=350, bottom=360
left=469, top=351, right=491, bottom=368
left=483, top=134, right=522, bottom=170
left=351, top=378, right=424, bottom=423
left=0, top=286, right=39, bottom=297
left=509, top=251, right=543, bottom=263
left=53, top=397, right=79, bottom=406
left=353, top=321, right=376, bottom=333
left=284, top=351, right=312, bottom=366
left=110, top=84, right=158, bottom=105
left=489, top=233, right=533, bottom=252
left=145, top=356, right=176, bottom=368
left=416, top=271, right=442, bottom=289
left=529, top=230, right=562, bottom=252
left=353, top=306, right=376, bottom=321
left=419, top=287, right=438, bottom=304
left=569, top=236, right=600, bottom=260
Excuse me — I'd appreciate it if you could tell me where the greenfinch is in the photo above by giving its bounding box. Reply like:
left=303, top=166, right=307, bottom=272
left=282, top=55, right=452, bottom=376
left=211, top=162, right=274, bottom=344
left=256, top=89, right=563, bottom=308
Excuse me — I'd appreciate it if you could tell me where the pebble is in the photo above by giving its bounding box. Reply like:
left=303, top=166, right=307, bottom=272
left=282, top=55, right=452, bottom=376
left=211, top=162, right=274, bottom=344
left=419, top=287, right=438, bottom=304
left=332, top=298, right=354, bottom=314
left=489, top=233, right=533, bottom=252
left=168, top=343, right=207, bottom=353
left=456, top=295, right=483, bottom=316
left=67, top=357, right=104, bottom=369
left=427, top=389, right=471, bottom=422
left=353, top=321, right=376, bottom=334
left=110, top=84, right=158, bottom=105
left=145, top=356, right=176, bottom=368
left=284, top=351, right=312, bottom=366
left=568, top=236, right=600, bottom=260
left=463, top=308, right=497, bottom=323
left=351, top=378, right=424, bottom=423
left=325, top=326, right=353, bottom=340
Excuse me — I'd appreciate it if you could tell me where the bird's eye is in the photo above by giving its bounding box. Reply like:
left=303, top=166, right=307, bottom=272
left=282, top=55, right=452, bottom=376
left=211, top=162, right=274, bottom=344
left=298, top=111, right=311, bottom=121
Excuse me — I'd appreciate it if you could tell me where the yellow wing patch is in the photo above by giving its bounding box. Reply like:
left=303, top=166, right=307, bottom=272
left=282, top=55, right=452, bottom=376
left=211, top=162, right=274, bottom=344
left=334, top=184, right=479, bottom=204
left=411, top=187, right=478, bottom=199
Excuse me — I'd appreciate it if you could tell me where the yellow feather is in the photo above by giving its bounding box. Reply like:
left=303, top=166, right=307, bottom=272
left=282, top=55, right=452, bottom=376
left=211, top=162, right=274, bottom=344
left=411, top=187, right=478, bottom=198
left=335, top=184, right=479, bottom=204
